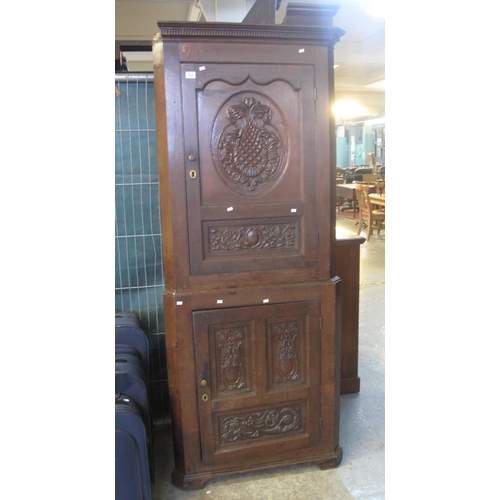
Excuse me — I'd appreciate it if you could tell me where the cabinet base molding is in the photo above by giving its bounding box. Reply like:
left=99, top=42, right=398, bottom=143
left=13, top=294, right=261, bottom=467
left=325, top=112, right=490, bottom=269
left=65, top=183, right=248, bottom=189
left=171, top=447, right=343, bottom=491
left=340, top=376, right=361, bottom=395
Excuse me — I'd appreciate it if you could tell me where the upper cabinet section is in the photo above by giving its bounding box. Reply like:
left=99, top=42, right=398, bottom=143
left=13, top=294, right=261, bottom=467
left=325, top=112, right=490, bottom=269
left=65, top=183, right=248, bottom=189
left=154, top=22, right=343, bottom=292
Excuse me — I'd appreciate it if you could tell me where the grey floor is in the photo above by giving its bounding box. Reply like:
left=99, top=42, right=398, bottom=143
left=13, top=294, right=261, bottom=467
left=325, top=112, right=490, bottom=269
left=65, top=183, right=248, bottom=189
left=151, top=215, right=385, bottom=500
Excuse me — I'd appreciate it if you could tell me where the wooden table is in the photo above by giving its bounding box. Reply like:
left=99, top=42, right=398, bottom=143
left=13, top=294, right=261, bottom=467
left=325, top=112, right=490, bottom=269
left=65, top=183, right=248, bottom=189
left=368, top=193, right=385, bottom=207
left=337, top=183, right=375, bottom=219
left=336, top=183, right=357, bottom=202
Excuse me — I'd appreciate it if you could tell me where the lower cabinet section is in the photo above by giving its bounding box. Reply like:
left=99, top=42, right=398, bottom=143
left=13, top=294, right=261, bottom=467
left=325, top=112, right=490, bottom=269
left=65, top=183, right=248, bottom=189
left=164, top=280, right=343, bottom=490
left=193, top=301, right=321, bottom=467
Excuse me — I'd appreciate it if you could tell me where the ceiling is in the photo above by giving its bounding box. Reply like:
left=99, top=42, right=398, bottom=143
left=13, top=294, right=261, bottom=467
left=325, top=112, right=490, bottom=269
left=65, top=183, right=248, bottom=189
left=115, top=0, right=385, bottom=121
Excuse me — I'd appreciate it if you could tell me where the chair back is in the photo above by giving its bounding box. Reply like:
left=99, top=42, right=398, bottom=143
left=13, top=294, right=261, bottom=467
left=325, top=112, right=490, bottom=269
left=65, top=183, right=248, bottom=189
left=376, top=165, right=385, bottom=181
left=355, top=184, right=371, bottom=214
left=375, top=181, right=385, bottom=195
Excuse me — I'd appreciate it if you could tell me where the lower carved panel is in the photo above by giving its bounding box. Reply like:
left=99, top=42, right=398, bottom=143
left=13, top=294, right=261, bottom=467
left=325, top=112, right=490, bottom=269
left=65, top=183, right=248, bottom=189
left=218, top=404, right=302, bottom=445
left=269, top=319, right=304, bottom=385
left=215, top=327, right=248, bottom=393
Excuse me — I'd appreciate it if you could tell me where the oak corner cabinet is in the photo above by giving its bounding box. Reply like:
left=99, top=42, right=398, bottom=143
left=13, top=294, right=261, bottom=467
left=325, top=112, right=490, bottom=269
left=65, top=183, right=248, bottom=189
left=153, top=19, right=345, bottom=490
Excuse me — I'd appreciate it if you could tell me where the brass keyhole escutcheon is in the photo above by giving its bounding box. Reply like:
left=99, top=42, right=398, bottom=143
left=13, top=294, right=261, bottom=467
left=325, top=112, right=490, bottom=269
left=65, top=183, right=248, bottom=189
left=200, top=379, right=208, bottom=387
left=201, top=394, right=209, bottom=402
left=189, top=170, right=197, bottom=179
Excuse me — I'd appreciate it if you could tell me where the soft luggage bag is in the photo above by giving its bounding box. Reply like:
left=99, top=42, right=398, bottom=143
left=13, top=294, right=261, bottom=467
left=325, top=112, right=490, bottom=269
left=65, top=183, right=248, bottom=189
left=115, top=343, right=141, bottom=359
left=115, top=312, right=149, bottom=370
left=115, top=394, right=152, bottom=500
left=115, top=354, right=149, bottom=429
left=116, top=353, right=147, bottom=381
left=115, top=352, right=154, bottom=464
left=115, top=310, right=140, bottom=326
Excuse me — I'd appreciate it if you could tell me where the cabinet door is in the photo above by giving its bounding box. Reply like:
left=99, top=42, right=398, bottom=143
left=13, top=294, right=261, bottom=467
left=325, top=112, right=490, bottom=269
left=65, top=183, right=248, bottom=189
left=193, top=301, right=321, bottom=466
left=181, top=61, right=325, bottom=277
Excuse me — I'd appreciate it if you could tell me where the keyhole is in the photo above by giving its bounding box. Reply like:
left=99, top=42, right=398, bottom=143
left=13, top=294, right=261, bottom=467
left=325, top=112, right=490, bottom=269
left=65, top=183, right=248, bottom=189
left=189, top=170, right=197, bottom=179
left=201, top=394, right=209, bottom=402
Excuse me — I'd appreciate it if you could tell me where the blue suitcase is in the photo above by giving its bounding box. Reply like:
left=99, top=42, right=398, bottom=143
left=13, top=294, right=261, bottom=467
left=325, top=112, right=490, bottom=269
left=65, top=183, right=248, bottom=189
left=115, top=343, right=141, bottom=360
left=115, top=394, right=152, bottom=500
left=115, top=354, right=150, bottom=429
left=115, top=351, right=154, bottom=462
left=115, top=312, right=149, bottom=370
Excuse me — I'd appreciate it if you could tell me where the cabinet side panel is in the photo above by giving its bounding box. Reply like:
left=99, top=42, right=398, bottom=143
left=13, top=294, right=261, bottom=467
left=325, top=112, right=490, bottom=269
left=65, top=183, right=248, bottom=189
left=319, top=280, right=341, bottom=451
left=153, top=39, right=175, bottom=286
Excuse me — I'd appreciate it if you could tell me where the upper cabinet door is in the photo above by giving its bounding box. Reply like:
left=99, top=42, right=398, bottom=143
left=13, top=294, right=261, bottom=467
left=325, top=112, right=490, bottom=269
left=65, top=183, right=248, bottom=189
left=156, top=37, right=334, bottom=289
left=182, top=61, right=319, bottom=277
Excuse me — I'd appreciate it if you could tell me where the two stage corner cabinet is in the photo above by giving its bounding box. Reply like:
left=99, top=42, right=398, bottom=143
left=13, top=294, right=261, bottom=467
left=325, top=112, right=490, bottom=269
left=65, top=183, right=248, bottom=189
left=153, top=19, right=345, bottom=490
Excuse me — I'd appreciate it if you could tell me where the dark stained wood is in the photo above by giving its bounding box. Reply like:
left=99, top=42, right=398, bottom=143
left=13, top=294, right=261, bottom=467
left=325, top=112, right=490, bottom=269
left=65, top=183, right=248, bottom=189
left=334, top=237, right=365, bottom=394
left=153, top=15, right=345, bottom=490
left=282, top=3, right=342, bottom=28
left=116, top=40, right=153, bottom=52
left=193, top=300, right=321, bottom=466
left=163, top=281, right=342, bottom=490
left=154, top=22, right=344, bottom=293
left=184, top=62, right=318, bottom=278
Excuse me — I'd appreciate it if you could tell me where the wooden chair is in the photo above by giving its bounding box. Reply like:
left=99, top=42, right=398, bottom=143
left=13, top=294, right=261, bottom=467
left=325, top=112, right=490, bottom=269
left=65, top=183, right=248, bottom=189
left=355, top=184, right=385, bottom=240
left=375, top=181, right=385, bottom=195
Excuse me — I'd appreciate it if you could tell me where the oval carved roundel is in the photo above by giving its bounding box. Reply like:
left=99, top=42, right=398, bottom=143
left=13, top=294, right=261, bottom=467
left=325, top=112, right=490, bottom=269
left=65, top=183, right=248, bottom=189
left=211, top=92, right=289, bottom=196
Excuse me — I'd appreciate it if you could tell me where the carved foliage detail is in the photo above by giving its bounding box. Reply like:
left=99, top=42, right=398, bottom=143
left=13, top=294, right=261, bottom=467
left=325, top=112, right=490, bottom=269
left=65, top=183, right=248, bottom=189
left=215, top=97, right=285, bottom=193
left=273, top=322, right=301, bottom=384
left=216, top=328, right=247, bottom=392
left=219, top=405, right=302, bottom=444
left=210, top=223, right=296, bottom=252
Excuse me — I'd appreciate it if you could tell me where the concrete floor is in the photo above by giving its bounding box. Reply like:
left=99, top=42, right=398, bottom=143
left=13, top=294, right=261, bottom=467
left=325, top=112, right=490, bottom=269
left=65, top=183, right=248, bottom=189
left=151, top=215, right=385, bottom=500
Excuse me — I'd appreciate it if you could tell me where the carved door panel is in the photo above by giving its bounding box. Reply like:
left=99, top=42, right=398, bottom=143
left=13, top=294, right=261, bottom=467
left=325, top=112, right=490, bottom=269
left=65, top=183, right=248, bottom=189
left=193, top=300, right=321, bottom=466
left=181, top=63, right=322, bottom=277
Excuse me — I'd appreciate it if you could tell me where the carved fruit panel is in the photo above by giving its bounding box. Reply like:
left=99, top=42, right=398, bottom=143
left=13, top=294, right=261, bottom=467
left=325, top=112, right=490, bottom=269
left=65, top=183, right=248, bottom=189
left=207, top=220, right=299, bottom=253
left=210, top=324, right=253, bottom=397
left=211, top=92, right=289, bottom=196
left=218, top=404, right=303, bottom=445
left=267, top=318, right=305, bottom=388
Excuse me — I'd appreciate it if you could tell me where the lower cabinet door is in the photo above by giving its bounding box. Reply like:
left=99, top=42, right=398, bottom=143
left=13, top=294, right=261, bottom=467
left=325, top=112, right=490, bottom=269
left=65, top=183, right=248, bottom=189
left=193, top=300, right=321, bottom=467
